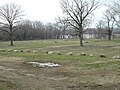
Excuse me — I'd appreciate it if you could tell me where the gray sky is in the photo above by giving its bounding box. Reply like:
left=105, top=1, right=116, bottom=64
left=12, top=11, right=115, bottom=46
left=0, top=0, right=108, bottom=24
left=0, top=0, right=63, bottom=23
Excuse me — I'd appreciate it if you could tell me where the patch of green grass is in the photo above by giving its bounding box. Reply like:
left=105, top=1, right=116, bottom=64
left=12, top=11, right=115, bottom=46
left=0, top=85, right=10, bottom=90
left=0, top=85, right=5, bottom=90
left=0, top=39, right=120, bottom=90
left=0, top=39, right=120, bottom=63
left=0, top=39, right=79, bottom=49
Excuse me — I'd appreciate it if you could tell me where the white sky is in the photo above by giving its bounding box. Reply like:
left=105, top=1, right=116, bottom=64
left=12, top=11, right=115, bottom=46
left=0, top=0, right=63, bottom=23
left=0, top=0, right=108, bottom=24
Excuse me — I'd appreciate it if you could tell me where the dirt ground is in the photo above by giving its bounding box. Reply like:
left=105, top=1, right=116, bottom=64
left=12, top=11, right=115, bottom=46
left=0, top=56, right=120, bottom=90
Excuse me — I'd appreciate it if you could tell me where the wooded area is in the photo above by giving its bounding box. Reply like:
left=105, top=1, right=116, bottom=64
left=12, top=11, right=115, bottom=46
left=0, top=0, right=120, bottom=46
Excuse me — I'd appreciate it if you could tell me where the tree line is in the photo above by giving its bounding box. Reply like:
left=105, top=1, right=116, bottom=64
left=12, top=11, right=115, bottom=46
left=0, top=0, right=120, bottom=46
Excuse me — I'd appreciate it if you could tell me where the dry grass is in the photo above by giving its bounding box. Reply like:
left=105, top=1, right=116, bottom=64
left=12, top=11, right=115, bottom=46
left=0, top=39, right=120, bottom=90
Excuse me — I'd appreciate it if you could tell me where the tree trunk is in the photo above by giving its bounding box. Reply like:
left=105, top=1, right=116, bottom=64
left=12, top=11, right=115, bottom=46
left=108, top=30, right=112, bottom=40
left=10, top=39, right=13, bottom=46
left=62, top=29, right=65, bottom=39
left=10, top=24, right=14, bottom=46
left=79, top=36, right=83, bottom=46
left=78, top=30, right=83, bottom=46
left=10, top=34, right=14, bottom=46
left=108, top=33, right=111, bottom=40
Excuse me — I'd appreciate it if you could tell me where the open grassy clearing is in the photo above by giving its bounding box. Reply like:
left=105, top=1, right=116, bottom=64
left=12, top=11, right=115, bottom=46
left=0, top=39, right=120, bottom=90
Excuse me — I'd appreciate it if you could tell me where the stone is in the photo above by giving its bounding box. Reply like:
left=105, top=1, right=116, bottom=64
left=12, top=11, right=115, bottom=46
left=20, top=50, right=23, bottom=52
left=8, top=49, right=13, bottom=52
left=26, top=50, right=30, bottom=52
left=33, top=50, right=38, bottom=53
left=112, top=55, right=120, bottom=59
left=1, top=49, right=6, bottom=52
left=100, top=54, right=106, bottom=58
left=57, top=52, right=62, bottom=55
left=67, top=52, right=73, bottom=55
left=116, top=55, right=120, bottom=59
left=90, top=54, right=93, bottom=57
left=81, top=52, right=86, bottom=56
left=48, top=51, right=54, bottom=54
left=14, top=50, right=19, bottom=52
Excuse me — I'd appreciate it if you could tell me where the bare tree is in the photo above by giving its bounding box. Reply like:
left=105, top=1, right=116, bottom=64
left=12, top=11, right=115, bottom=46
left=0, top=3, right=24, bottom=46
left=106, top=0, right=120, bottom=27
left=52, top=23, right=62, bottom=39
left=18, top=20, right=33, bottom=40
left=109, top=0, right=120, bottom=14
left=60, top=0, right=99, bottom=46
left=96, top=20, right=105, bottom=39
left=103, top=9, right=116, bottom=40
left=56, top=17, right=69, bottom=39
left=113, top=0, right=120, bottom=27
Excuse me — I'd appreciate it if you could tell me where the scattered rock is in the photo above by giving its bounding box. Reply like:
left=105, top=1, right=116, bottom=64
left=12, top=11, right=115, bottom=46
left=81, top=52, right=86, bottom=56
left=112, top=56, right=117, bottom=59
left=48, top=51, right=54, bottom=54
left=8, top=49, right=13, bottom=52
left=67, top=52, right=73, bottom=55
left=112, top=55, right=120, bottom=59
left=57, top=52, right=62, bottom=55
left=33, top=50, right=38, bottom=53
left=90, top=54, right=93, bottom=57
left=0, top=49, right=6, bottom=52
left=20, top=50, right=23, bottom=52
left=14, top=50, right=19, bottom=52
left=26, top=50, right=30, bottom=52
left=100, top=54, right=106, bottom=58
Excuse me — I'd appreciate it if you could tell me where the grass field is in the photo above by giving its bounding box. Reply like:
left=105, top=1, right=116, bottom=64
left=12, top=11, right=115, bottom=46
left=0, top=39, right=120, bottom=90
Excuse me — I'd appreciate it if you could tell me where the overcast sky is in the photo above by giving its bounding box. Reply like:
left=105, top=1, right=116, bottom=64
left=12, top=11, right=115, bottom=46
left=0, top=0, right=108, bottom=24
left=0, top=0, right=63, bottom=23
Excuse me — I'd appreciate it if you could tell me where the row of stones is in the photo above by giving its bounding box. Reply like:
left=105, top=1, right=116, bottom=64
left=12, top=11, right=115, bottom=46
left=0, top=49, right=120, bottom=59
left=0, top=49, right=38, bottom=53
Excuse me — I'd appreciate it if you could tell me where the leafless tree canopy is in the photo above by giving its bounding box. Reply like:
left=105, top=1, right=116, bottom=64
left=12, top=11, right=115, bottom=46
left=0, top=3, right=24, bottom=46
left=56, top=17, right=69, bottom=38
left=110, top=0, right=120, bottom=14
left=0, top=3, right=23, bottom=26
left=60, top=0, right=99, bottom=46
left=103, top=7, right=117, bottom=40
